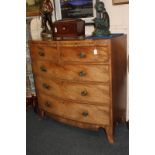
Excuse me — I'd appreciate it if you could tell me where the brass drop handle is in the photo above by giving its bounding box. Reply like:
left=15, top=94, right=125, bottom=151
left=82, top=112, right=88, bottom=117
left=79, top=53, right=86, bottom=58
left=45, top=101, right=51, bottom=107
left=38, top=50, right=45, bottom=56
left=42, top=83, right=50, bottom=90
left=79, top=71, right=86, bottom=77
left=40, top=66, right=47, bottom=72
left=81, top=90, right=88, bottom=96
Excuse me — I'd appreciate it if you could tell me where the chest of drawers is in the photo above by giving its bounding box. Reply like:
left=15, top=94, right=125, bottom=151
left=29, top=35, right=127, bottom=143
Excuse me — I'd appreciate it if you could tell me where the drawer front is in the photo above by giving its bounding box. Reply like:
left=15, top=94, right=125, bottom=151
left=30, top=45, right=58, bottom=62
left=60, top=46, right=109, bottom=63
left=36, top=78, right=110, bottom=104
left=39, top=94, right=110, bottom=125
left=33, top=60, right=110, bottom=83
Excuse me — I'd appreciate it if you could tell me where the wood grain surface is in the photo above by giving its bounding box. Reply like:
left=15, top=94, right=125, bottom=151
left=38, top=94, right=110, bottom=125
left=29, top=36, right=127, bottom=144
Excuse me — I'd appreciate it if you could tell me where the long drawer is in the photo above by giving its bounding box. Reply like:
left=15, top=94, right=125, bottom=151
left=38, top=94, right=110, bottom=125
left=33, top=60, right=110, bottom=83
left=60, top=46, right=109, bottom=63
left=35, top=77, right=110, bottom=104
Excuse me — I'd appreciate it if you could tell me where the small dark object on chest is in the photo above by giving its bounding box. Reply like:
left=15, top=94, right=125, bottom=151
left=53, top=18, right=85, bottom=40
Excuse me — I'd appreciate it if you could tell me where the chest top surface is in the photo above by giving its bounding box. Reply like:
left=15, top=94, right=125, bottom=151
left=29, top=33, right=125, bottom=44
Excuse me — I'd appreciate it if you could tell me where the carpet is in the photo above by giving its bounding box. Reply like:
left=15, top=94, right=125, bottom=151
left=26, top=108, right=129, bottom=155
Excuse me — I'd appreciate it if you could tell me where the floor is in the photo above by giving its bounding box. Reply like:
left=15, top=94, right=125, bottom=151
left=26, top=108, right=129, bottom=155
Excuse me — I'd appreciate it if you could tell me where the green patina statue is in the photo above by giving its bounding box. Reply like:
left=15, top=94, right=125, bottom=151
left=93, top=1, right=110, bottom=36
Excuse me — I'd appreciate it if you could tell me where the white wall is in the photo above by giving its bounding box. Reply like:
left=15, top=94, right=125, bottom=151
left=29, top=0, right=129, bottom=121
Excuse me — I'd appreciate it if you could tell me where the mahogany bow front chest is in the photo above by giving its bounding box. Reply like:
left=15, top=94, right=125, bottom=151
left=29, top=34, right=127, bottom=143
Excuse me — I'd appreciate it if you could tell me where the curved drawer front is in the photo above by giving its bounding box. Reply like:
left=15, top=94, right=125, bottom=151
left=60, top=46, right=109, bottom=63
left=36, top=78, right=110, bottom=104
left=30, top=45, right=58, bottom=62
left=33, top=61, right=110, bottom=83
left=39, top=94, right=110, bottom=125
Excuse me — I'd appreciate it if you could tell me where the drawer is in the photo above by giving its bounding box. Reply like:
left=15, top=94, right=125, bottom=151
left=39, top=94, right=110, bottom=125
left=33, top=60, right=110, bottom=83
left=36, top=78, right=110, bottom=104
left=60, top=46, right=109, bottom=63
left=30, top=45, right=58, bottom=62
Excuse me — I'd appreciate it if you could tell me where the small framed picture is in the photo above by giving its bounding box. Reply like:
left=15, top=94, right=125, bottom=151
left=26, top=0, right=55, bottom=17
left=26, top=0, right=42, bottom=16
left=112, top=0, right=129, bottom=5
left=54, top=0, right=96, bottom=24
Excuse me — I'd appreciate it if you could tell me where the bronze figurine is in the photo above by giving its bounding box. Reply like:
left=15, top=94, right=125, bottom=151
left=40, top=0, right=54, bottom=38
left=93, top=1, right=110, bottom=36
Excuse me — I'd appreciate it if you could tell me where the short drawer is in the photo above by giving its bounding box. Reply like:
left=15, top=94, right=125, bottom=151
left=30, top=45, right=58, bottom=62
left=60, top=46, right=109, bottom=63
left=36, top=78, right=110, bottom=104
left=33, top=60, right=110, bottom=83
left=39, top=94, right=110, bottom=125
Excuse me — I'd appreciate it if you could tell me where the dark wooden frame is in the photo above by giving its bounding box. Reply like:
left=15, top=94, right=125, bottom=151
left=112, top=0, right=129, bottom=5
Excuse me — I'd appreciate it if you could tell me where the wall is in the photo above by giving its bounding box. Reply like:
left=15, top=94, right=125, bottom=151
left=29, top=0, right=129, bottom=120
